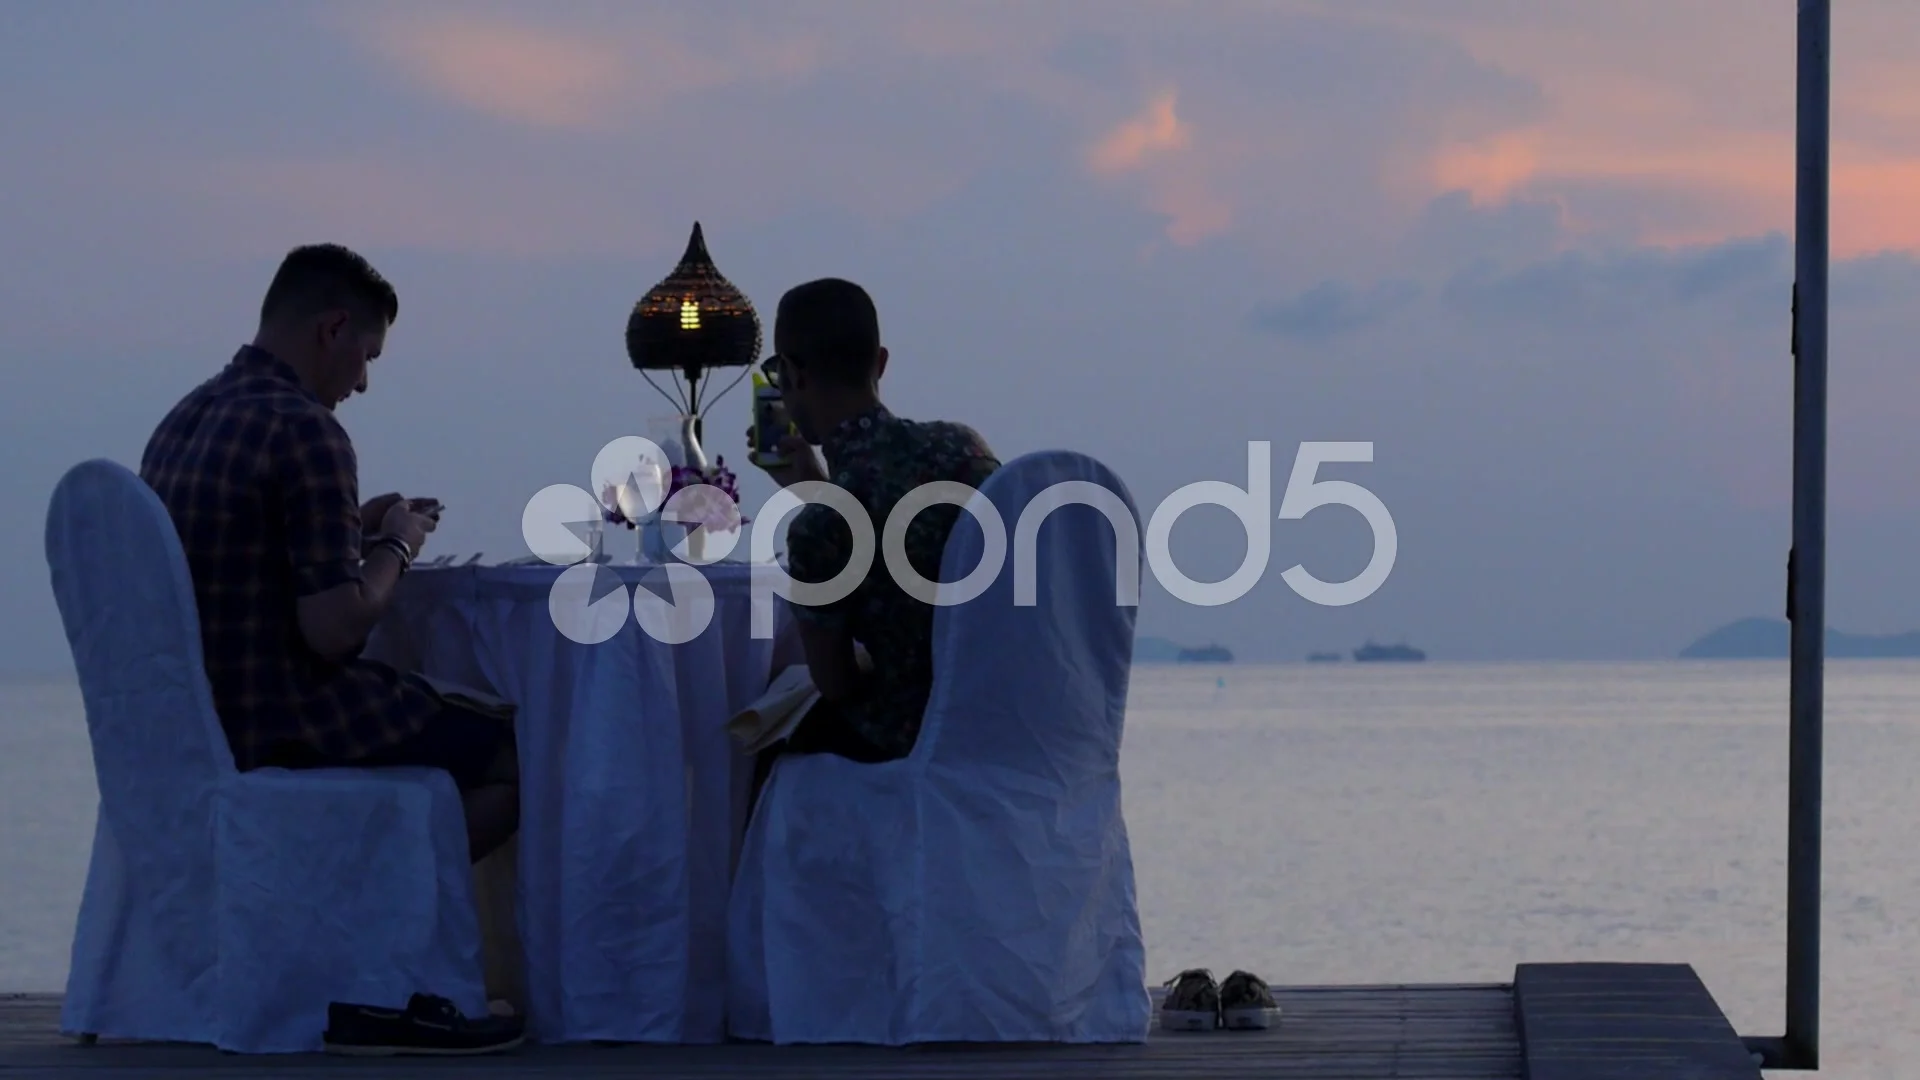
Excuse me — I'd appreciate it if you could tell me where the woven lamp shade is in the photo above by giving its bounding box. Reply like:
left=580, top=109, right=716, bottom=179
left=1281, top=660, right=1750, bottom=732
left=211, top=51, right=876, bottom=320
left=626, top=222, right=762, bottom=384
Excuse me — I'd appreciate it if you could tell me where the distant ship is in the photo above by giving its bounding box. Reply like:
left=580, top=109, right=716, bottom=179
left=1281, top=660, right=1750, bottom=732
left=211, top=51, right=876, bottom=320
left=1176, top=643, right=1234, bottom=663
left=1306, top=651, right=1341, bottom=662
left=1353, top=641, right=1426, bottom=662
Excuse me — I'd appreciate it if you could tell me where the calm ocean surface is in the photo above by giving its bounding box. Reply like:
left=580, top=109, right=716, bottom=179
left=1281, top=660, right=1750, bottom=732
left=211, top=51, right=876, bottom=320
left=4, top=660, right=1916, bottom=1076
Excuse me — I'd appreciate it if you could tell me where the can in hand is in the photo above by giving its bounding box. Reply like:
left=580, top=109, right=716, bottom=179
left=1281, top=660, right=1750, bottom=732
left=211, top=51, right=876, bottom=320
left=752, top=370, right=792, bottom=466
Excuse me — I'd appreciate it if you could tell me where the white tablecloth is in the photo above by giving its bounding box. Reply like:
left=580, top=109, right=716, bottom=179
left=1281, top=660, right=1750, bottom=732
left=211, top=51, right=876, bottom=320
left=365, top=562, right=782, bottom=1043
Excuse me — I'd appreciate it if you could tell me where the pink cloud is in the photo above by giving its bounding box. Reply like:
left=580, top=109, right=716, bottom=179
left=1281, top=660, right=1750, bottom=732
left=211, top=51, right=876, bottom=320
left=1387, top=1, right=1920, bottom=255
left=366, top=13, right=633, bottom=130
left=50, top=2, right=1920, bottom=262
left=1431, top=133, right=1542, bottom=207
left=1087, top=91, right=1190, bottom=174
left=359, top=9, right=823, bottom=132
left=1085, top=91, right=1232, bottom=246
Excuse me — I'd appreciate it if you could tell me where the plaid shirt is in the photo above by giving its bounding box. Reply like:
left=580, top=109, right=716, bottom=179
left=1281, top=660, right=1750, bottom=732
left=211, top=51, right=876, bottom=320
left=140, top=345, right=438, bottom=770
left=786, top=405, right=1000, bottom=758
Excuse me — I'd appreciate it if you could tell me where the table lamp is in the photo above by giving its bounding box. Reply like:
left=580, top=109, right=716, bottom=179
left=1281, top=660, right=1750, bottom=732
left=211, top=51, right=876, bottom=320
left=625, top=222, right=762, bottom=466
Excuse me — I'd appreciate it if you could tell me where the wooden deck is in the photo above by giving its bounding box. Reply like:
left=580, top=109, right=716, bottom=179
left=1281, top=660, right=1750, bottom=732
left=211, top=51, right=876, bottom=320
left=0, top=965, right=1760, bottom=1079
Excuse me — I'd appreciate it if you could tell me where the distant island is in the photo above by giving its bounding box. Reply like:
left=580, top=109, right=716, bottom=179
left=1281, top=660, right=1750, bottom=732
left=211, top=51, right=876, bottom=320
left=1133, top=636, right=1234, bottom=663
left=1353, top=641, right=1426, bottom=662
left=1176, top=643, right=1233, bottom=663
left=1680, top=617, right=1920, bottom=659
left=1306, top=651, right=1342, bottom=662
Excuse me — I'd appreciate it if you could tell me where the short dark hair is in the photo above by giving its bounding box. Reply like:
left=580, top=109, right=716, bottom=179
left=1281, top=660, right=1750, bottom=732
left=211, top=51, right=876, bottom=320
left=776, top=278, right=880, bottom=386
left=259, top=243, right=398, bottom=328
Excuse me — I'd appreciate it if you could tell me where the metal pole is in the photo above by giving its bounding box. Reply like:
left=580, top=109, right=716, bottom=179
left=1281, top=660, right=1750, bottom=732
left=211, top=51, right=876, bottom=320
left=1784, top=0, right=1829, bottom=1064
left=1747, top=0, right=1828, bottom=1071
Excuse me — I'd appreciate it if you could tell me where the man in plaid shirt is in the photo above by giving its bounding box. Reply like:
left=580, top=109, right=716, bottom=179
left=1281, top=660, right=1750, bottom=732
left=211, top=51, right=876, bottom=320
left=140, top=244, right=518, bottom=863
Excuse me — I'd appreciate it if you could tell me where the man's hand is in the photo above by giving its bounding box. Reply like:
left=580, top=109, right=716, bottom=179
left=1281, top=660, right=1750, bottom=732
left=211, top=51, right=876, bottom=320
left=744, top=428, right=829, bottom=488
left=379, top=500, right=438, bottom=557
left=360, top=491, right=406, bottom=529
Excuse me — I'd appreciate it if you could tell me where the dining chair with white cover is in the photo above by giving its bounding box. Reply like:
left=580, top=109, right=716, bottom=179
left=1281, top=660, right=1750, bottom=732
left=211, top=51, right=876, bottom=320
left=44, top=458, right=486, bottom=1053
left=727, top=449, right=1151, bottom=1044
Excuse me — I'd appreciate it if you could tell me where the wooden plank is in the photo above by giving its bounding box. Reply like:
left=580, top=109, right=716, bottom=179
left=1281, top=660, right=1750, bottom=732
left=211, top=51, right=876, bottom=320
left=1512, top=964, right=1762, bottom=1080
left=1, top=986, right=1523, bottom=1079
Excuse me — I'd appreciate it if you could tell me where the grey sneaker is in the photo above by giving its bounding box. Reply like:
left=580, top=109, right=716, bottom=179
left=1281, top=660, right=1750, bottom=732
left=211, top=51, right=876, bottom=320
left=1219, top=970, right=1280, bottom=1029
left=1160, top=968, right=1220, bottom=1031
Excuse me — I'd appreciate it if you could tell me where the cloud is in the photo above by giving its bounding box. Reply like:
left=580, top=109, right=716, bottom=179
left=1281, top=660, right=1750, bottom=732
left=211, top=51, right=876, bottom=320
left=328, top=4, right=1545, bottom=256
left=1087, top=91, right=1189, bottom=174
left=1369, top=0, right=1920, bottom=255
left=1152, top=174, right=1235, bottom=247
left=1431, top=132, right=1542, bottom=206
left=1280, top=190, right=1791, bottom=337
left=1239, top=230, right=1920, bottom=524
left=366, top=13, right=633, bottom=130
left=1439, top=234, right=1792, bottom=327
left=358, top=8, right=823, bottom=132
left=1251, top=280, right=1423, bottom=340
left=1084, top=91, right=1233, bottom=246
left=17, top=2, right=1920, bottom=273
left=1403, top=191, right=1569, bottom=269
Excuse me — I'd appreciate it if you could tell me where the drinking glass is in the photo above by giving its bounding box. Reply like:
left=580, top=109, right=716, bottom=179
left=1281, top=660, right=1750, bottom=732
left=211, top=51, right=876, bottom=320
left=640, top=452, right=680, bottom=564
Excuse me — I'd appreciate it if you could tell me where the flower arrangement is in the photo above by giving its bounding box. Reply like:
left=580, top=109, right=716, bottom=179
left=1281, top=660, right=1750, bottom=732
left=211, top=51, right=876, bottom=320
left=601, top=456, right=746, bottom=534
left=667, top=457, right=748, bottom=533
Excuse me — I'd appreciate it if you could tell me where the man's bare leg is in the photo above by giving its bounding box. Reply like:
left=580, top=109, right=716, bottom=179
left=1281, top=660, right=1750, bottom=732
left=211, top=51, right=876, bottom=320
left=472, top=833, right=523, bottom=1012
left=465, top=737, right=523, bottom=1013
left=463, top=738, right=520, bottom=863
left=463, top=786, right=518, bottom=863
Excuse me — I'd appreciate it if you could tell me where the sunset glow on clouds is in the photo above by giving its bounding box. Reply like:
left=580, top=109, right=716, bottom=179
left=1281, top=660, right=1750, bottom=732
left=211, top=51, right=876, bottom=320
left=1380, top=0, right=1920, bottom=255
left=3, top=0, right=1919, bottom=668
left=304, top=2, right=1920, bottom=257
left=367, top=14, right=633, bottom=131
left=1085, top=92, right=1232, bottom=246
left=360, top=8, right=825, bottom=133
left=1088, top=92, right=1190, bottom=174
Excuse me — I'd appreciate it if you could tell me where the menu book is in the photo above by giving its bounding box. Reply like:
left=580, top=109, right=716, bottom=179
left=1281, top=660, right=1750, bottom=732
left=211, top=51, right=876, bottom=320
left=727, top=646, right=872, bottom=755
left=415, top=673, right=517, bottom=722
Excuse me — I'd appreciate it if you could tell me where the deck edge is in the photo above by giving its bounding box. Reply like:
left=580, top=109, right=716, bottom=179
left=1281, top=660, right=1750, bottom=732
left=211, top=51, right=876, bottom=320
left=1512, top=962, right=1762, bottom=1080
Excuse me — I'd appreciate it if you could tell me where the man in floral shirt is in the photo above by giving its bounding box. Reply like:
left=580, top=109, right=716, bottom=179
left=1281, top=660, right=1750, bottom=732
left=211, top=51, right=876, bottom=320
left=748, top=278, right=1000, bottom=763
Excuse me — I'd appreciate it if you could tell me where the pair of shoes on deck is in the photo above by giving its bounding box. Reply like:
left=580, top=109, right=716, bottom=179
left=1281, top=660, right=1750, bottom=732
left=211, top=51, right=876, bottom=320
left=1160, top=969, right=1280, bottom=1031
left=323, top=993, right=525, bottom=1056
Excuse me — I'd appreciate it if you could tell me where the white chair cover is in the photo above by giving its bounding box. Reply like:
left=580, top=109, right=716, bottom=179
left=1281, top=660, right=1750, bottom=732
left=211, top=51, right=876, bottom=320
left=727, top=449, right=1151, bottom=1044
left=45, top=458, right=486, bottom=1053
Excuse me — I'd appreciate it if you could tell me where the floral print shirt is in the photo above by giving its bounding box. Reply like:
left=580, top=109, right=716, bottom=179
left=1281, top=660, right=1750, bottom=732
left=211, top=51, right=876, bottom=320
left=784, top=405, right=1001, bottom=758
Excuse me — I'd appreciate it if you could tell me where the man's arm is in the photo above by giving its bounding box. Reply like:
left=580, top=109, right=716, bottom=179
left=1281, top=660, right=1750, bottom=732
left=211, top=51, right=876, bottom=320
left=299, top=545, right=408, bottom=661
left=785, top=505, right=866, bottom=701
left=274, top=410, right=403, bottom=662
left=796, top=618, right=864, bottom=702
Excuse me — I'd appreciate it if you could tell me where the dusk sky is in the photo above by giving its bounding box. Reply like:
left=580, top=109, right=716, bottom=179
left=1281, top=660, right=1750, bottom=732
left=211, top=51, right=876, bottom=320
left=4, top=0, right=1917, bottom=673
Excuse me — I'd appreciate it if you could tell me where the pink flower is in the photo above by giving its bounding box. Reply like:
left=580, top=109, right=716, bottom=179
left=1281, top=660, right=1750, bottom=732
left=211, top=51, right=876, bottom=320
left=666, top=460, right=748, bottom=532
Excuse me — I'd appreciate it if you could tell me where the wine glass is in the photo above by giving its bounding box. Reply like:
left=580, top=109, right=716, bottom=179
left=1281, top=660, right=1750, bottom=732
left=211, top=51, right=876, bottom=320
left=616, top=456, right=669, bottom=565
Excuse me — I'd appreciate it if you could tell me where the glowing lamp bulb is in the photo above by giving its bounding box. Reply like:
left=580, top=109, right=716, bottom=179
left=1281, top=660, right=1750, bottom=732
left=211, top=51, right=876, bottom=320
left=679, top=299, right=701, bottom=330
